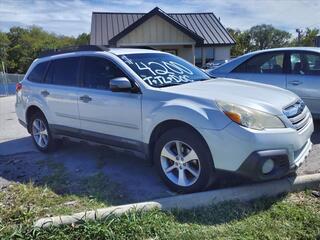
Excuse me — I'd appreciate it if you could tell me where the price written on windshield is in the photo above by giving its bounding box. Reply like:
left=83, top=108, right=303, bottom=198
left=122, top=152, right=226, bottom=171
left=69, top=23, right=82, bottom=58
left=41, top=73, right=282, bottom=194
left=134, top=61, right=195, bottom=86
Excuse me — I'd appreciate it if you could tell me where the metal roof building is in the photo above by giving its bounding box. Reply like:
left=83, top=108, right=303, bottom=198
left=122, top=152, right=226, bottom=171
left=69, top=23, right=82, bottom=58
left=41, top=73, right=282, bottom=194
left=91, top=7, right=235, bottom=66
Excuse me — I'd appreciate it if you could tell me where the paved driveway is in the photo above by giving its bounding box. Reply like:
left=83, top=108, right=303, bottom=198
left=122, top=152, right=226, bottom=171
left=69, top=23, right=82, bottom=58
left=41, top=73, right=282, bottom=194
left=0, top=96, right=319, bottom=204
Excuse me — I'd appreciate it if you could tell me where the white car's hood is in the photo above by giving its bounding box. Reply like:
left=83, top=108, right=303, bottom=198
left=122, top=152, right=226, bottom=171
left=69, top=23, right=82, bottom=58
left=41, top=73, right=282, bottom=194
left=162, top=78, right=299, bottom=115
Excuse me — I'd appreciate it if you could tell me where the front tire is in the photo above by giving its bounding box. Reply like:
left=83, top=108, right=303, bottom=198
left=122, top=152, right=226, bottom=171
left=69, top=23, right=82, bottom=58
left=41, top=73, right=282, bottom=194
left=30, top=112, right=55, bottom=152
left=154, top=127, right=214, bottom=193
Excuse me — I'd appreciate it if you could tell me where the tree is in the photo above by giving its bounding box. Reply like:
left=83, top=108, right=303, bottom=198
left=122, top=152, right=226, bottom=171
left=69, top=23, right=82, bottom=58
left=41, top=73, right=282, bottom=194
left=0, top=31, right=10, bottom=70
left=6, top=27, right=31, bottom=73
left=227, top=25, right=291, bottom=57
left=75, top=33, right=90, bottom=45
left=248, top=24, right=291, bottom=50
left=292, top=28, right=320, bottom=46
left=227, top=28, right=252, bottom=57
left=3, top=26, right=90, bottom=73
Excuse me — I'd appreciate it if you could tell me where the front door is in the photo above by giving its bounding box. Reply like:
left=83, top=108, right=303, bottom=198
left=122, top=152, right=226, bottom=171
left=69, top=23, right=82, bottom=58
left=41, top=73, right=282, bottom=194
left=77, top=56, right=142, bottom=150
left=227, top=51, right=287, bottom=88
left=286, top=51, right=320, bottom=115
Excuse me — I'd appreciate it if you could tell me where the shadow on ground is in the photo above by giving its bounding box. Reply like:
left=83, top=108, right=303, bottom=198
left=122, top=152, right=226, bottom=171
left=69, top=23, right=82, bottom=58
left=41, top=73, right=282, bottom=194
left=0, top=137, right=173, bottom=206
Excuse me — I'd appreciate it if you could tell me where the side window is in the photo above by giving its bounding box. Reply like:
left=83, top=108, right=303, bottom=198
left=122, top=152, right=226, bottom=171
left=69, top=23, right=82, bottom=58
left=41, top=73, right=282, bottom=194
left=290, top=53, right=302, bottom=74
left=83, top=57, right=125, bottom=90
left=49, top=57, right=80, bottom=86
left=44, top=62, right=54, bottom=84
left=291, top=52, right=320, bottom=75
left=28, top=61, right=49, bottom=83
left=233, top=52, right=284, bottom=74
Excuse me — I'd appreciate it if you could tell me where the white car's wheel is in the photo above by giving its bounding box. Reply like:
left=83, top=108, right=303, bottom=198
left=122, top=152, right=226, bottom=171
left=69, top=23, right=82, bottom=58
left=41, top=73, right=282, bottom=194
left=154, top=127, right=214, bottom=193
left=160, top=140, right=201, bottom=187
left=30, top=112, right=55, bottom=152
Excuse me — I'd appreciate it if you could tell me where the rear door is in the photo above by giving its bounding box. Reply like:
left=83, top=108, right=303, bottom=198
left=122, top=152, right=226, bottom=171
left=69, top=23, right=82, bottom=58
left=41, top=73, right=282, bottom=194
left=286, top=51, right=320, bottom=115
left=41, top=57, right=81, bottom=131
left=227, top=51, right=287, bottom=88
left=77, top=56, right=142, bottom=150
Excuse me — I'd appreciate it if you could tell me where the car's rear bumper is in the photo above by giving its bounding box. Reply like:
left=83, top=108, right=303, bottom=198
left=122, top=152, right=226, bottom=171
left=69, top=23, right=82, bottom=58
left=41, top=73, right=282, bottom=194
left=198, top=115, right=314, bottom=180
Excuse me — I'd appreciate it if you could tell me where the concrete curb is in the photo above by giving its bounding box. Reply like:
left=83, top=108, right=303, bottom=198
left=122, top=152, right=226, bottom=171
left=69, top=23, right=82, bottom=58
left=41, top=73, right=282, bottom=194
left=34, top=173, right=320, bottom=228
left=34, top=201, right=162, bottom=228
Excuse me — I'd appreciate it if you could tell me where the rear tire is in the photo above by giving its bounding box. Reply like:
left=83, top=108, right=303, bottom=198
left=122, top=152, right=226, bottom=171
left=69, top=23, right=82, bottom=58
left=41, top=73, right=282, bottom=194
left=154, top=127, right=215, bottom=193
left=30, top=112, right=56, bottom=152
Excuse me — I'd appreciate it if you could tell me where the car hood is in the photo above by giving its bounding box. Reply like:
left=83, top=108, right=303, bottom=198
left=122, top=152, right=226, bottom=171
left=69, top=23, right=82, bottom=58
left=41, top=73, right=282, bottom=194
left=162, top=78, right=299, bottom=115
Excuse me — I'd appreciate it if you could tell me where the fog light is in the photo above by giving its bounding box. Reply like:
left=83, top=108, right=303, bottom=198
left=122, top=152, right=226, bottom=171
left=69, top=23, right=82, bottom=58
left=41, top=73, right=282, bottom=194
left=262, top=159, right=274, bottom=174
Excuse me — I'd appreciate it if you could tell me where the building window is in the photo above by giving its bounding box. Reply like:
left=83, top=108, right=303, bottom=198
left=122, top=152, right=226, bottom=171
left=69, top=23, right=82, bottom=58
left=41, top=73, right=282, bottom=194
left=195, top=47, right=215, bottom=67
left=205, top=48, right=214, bottom=63
left=195, top=48, right=202, bottom=67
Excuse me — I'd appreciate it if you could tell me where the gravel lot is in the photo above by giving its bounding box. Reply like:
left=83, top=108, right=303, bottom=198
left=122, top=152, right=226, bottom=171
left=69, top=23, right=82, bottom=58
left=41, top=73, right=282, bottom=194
left=0, top=96, right=319, bottom=203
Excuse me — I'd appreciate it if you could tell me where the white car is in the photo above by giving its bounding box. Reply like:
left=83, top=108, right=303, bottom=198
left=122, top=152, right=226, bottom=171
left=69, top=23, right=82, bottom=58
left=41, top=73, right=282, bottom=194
left=208, top=47, right=320, bottom=118
left=16, top=46, right=314, bottom=193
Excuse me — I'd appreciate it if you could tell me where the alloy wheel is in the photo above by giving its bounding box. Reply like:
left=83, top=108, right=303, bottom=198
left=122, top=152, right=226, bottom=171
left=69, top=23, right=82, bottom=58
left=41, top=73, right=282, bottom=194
left=160, top=140, right=201, bottom=187
left=32, top=119, right=49, bottom=148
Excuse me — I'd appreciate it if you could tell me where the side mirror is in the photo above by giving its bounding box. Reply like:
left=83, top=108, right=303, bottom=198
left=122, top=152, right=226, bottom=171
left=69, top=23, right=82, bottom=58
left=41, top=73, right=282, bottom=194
left=110, top=77, right=132, bottom=92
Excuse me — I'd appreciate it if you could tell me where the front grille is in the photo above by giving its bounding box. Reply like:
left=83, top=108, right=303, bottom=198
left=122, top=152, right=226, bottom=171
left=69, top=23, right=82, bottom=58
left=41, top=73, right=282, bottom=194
left=283, top=100, right=310, bottom=131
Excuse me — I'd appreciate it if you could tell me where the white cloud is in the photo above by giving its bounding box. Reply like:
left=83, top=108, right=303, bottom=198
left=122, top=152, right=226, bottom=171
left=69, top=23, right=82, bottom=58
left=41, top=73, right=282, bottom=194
left=0, top=0, right=319, bottom=36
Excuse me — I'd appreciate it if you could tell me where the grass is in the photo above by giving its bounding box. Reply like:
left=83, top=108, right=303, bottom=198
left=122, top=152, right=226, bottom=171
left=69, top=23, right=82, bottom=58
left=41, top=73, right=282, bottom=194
left=0, top=182, right=319, bottom=240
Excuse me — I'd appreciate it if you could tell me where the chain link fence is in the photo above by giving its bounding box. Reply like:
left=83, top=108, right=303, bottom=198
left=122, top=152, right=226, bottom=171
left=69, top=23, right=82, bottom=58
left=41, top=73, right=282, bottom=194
left=0, top=73, right=25, bottom=96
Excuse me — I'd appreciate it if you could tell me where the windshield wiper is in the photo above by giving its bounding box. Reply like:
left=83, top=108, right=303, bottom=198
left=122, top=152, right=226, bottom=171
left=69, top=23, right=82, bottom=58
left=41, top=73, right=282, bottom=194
left=159, top=83, right=184, bottom=88
left=199, top=77, right=215, bottom=81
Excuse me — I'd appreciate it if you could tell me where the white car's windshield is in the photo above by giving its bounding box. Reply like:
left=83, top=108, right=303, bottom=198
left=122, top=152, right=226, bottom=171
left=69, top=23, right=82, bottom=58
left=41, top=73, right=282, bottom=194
left=119, top=53, right=210, bottom=87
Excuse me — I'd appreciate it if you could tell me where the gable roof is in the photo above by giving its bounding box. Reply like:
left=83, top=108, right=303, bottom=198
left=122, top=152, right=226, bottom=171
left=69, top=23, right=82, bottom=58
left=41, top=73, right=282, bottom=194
left=91, top=7, right=235, bottom=46
left=109, top=7, right=204, bottom=45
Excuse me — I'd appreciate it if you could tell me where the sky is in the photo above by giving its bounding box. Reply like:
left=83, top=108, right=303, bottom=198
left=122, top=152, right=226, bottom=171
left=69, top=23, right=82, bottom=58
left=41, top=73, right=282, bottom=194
left=0, top=0, right=319, bottom=37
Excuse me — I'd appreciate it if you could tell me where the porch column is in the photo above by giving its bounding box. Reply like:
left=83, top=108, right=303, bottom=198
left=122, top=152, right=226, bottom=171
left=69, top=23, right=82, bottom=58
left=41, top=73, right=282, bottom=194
left=201, top=47, right=206, bottom=67
left=191, top=44, right=195, bottom=65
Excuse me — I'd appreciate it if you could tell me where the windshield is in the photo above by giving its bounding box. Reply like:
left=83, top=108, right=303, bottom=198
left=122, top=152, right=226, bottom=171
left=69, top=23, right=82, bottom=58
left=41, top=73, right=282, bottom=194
left=119, top=53, right=210, bottom=87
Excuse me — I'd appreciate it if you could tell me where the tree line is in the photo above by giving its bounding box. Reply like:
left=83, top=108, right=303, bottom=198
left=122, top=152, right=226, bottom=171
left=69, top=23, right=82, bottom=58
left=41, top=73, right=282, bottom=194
left=0, top=26, right=90, bottom=74
left=0, top=24, right=319, bottom=73
left=228, top=24, right=319, bottom=57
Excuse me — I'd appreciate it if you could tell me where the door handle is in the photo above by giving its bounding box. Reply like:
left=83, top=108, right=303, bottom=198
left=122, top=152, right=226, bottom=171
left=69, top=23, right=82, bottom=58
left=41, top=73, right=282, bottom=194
left=79, top=95, right=92, bottom=103
left=288, top=80, right=302, bottom=86
left=41, top=90, right=50, bottom=97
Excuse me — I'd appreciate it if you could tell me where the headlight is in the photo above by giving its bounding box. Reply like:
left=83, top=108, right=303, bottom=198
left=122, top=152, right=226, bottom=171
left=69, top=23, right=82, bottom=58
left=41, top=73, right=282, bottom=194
left=216, top=100, right=285, bottom=130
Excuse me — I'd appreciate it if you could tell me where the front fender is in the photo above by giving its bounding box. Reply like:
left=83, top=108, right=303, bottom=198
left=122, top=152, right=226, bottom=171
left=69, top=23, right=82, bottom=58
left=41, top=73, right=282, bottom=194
left=142, top=98, right=230, bottom=143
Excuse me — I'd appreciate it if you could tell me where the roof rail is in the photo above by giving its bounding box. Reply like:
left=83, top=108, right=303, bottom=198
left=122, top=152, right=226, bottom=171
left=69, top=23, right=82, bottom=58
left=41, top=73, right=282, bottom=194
left=38, top=45, right=109, bottom=58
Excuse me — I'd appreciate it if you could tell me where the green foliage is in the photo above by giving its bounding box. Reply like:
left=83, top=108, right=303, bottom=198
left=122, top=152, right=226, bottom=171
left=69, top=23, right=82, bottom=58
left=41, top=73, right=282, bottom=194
left=248, top=24, right=292, bottom=50
left=0, top=26, right=90, bottom=73
left=227, top=28, right=252, bottom=56
left=291, top=28, right=320, bottom=47
left=228, top=24, right=295, bottom=57
left=0, top=31, right=10, bottom=66
left=75, top=33, right=90, bottom=45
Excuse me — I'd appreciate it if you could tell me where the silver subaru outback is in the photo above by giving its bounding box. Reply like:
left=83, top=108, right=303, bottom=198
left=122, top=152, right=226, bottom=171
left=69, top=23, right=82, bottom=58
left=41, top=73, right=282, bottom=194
left=16, top=46, right=314, bottom=193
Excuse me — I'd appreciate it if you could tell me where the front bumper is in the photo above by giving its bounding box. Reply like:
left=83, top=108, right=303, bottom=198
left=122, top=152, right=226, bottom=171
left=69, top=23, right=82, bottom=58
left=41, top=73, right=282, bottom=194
left=199, top=115, right=314, bottom=181
left=236, top=139, right=312, bottom=181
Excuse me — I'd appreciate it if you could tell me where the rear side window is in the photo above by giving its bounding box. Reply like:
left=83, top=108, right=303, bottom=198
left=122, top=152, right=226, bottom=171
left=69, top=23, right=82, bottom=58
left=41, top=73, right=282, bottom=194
left=28, top=61, right=49, bottom=83
left=45, top=57, right=80, bottom=86
left=233, top=52, right=284, bottom=74
left=83, top=57, right=125, bottom=90
left=290, top=52, right=320, bottom=76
